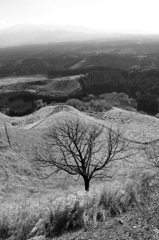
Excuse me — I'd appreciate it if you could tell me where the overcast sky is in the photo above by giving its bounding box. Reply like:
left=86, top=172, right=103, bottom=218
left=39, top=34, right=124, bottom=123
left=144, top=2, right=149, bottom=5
left=0, top=0, right=159, bottom=33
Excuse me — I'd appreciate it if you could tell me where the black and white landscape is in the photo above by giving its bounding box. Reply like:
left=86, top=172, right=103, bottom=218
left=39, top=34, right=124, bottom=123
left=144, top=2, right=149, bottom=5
left=0, top=0, right=159, bottom=239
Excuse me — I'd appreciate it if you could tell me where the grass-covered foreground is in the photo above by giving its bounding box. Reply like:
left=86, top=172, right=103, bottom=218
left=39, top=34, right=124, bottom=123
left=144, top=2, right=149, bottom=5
left=1, top=171, right=159, bottom=240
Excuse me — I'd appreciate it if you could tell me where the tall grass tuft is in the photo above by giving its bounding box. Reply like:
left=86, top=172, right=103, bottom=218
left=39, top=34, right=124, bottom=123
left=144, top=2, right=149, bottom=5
left=0, top=216, right=10, bottom=240
left=45, top=200, right=85, bottom=237
left=98, top=180, right=137, bottom=217
left=0, top=195, right=48, bottom=240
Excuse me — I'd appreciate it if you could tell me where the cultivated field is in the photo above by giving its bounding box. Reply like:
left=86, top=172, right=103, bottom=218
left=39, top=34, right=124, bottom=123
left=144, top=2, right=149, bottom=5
left=0, top=76, right=49, bottom=87
left=0, top=75, right=82, bottom=96
left=38, top=75, right=81, bottom=94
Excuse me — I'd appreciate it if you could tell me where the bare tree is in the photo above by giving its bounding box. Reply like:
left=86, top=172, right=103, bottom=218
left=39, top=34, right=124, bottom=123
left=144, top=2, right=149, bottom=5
left=35, top=117, right=131, bottom=191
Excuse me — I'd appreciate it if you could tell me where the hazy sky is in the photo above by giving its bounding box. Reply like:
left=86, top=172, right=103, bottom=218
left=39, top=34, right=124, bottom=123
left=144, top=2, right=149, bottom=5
left=0, top=0, right=159, bottom=33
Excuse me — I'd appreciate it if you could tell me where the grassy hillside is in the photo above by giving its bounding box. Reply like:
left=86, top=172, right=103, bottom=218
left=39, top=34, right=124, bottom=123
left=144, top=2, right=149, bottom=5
left=0, top=105, right=159, bottom=195
left=1, top=105, right=159, bottom=239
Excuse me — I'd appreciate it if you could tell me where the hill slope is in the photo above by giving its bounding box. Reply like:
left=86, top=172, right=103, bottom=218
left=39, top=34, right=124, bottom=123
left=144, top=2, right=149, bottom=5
left=0, top=105, right=159, bottom=197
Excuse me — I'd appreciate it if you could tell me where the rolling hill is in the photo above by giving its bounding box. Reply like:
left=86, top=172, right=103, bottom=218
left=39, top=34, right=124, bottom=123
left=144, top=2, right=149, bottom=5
left=0, top=105, right=159, bottom=198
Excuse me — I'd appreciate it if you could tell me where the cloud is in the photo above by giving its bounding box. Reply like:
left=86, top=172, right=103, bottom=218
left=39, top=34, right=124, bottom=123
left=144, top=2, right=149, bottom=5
left=0, top=20, right=8, bottom=29
left=0, top=20, right=7, bottom=24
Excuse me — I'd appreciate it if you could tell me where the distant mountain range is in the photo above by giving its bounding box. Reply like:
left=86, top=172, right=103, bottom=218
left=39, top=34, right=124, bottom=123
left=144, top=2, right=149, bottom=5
left=0, top=23, right=159, bottom=47
left=0, top=23, right=97, bottom=47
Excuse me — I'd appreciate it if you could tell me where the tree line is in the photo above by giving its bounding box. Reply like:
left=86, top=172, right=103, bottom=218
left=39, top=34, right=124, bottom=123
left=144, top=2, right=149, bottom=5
left=81, top=69, right=159, bottom=115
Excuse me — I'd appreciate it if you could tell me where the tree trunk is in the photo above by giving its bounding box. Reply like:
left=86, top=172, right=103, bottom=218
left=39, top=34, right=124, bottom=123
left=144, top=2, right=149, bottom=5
left=83, top=177, right=90, bottom=191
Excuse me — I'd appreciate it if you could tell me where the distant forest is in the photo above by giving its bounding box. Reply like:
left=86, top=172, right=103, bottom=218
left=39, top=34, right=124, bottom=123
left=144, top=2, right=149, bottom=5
left=48, top=67, right=159, bottom=114
left=80, top=69, right=159, bottom=115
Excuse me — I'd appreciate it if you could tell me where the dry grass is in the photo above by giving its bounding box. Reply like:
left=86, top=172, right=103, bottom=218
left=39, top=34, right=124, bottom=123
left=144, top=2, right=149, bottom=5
left=0, top=106, right=159, bottom=239
left=0, top=105, right=158, bottom=196
left=101, top=107, right=159, bottom=142
left=0, top=170, right=159, bottom=239
left=1, top=104, right=159, bottom=139
left=0, top=175, right=146, bottom=239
